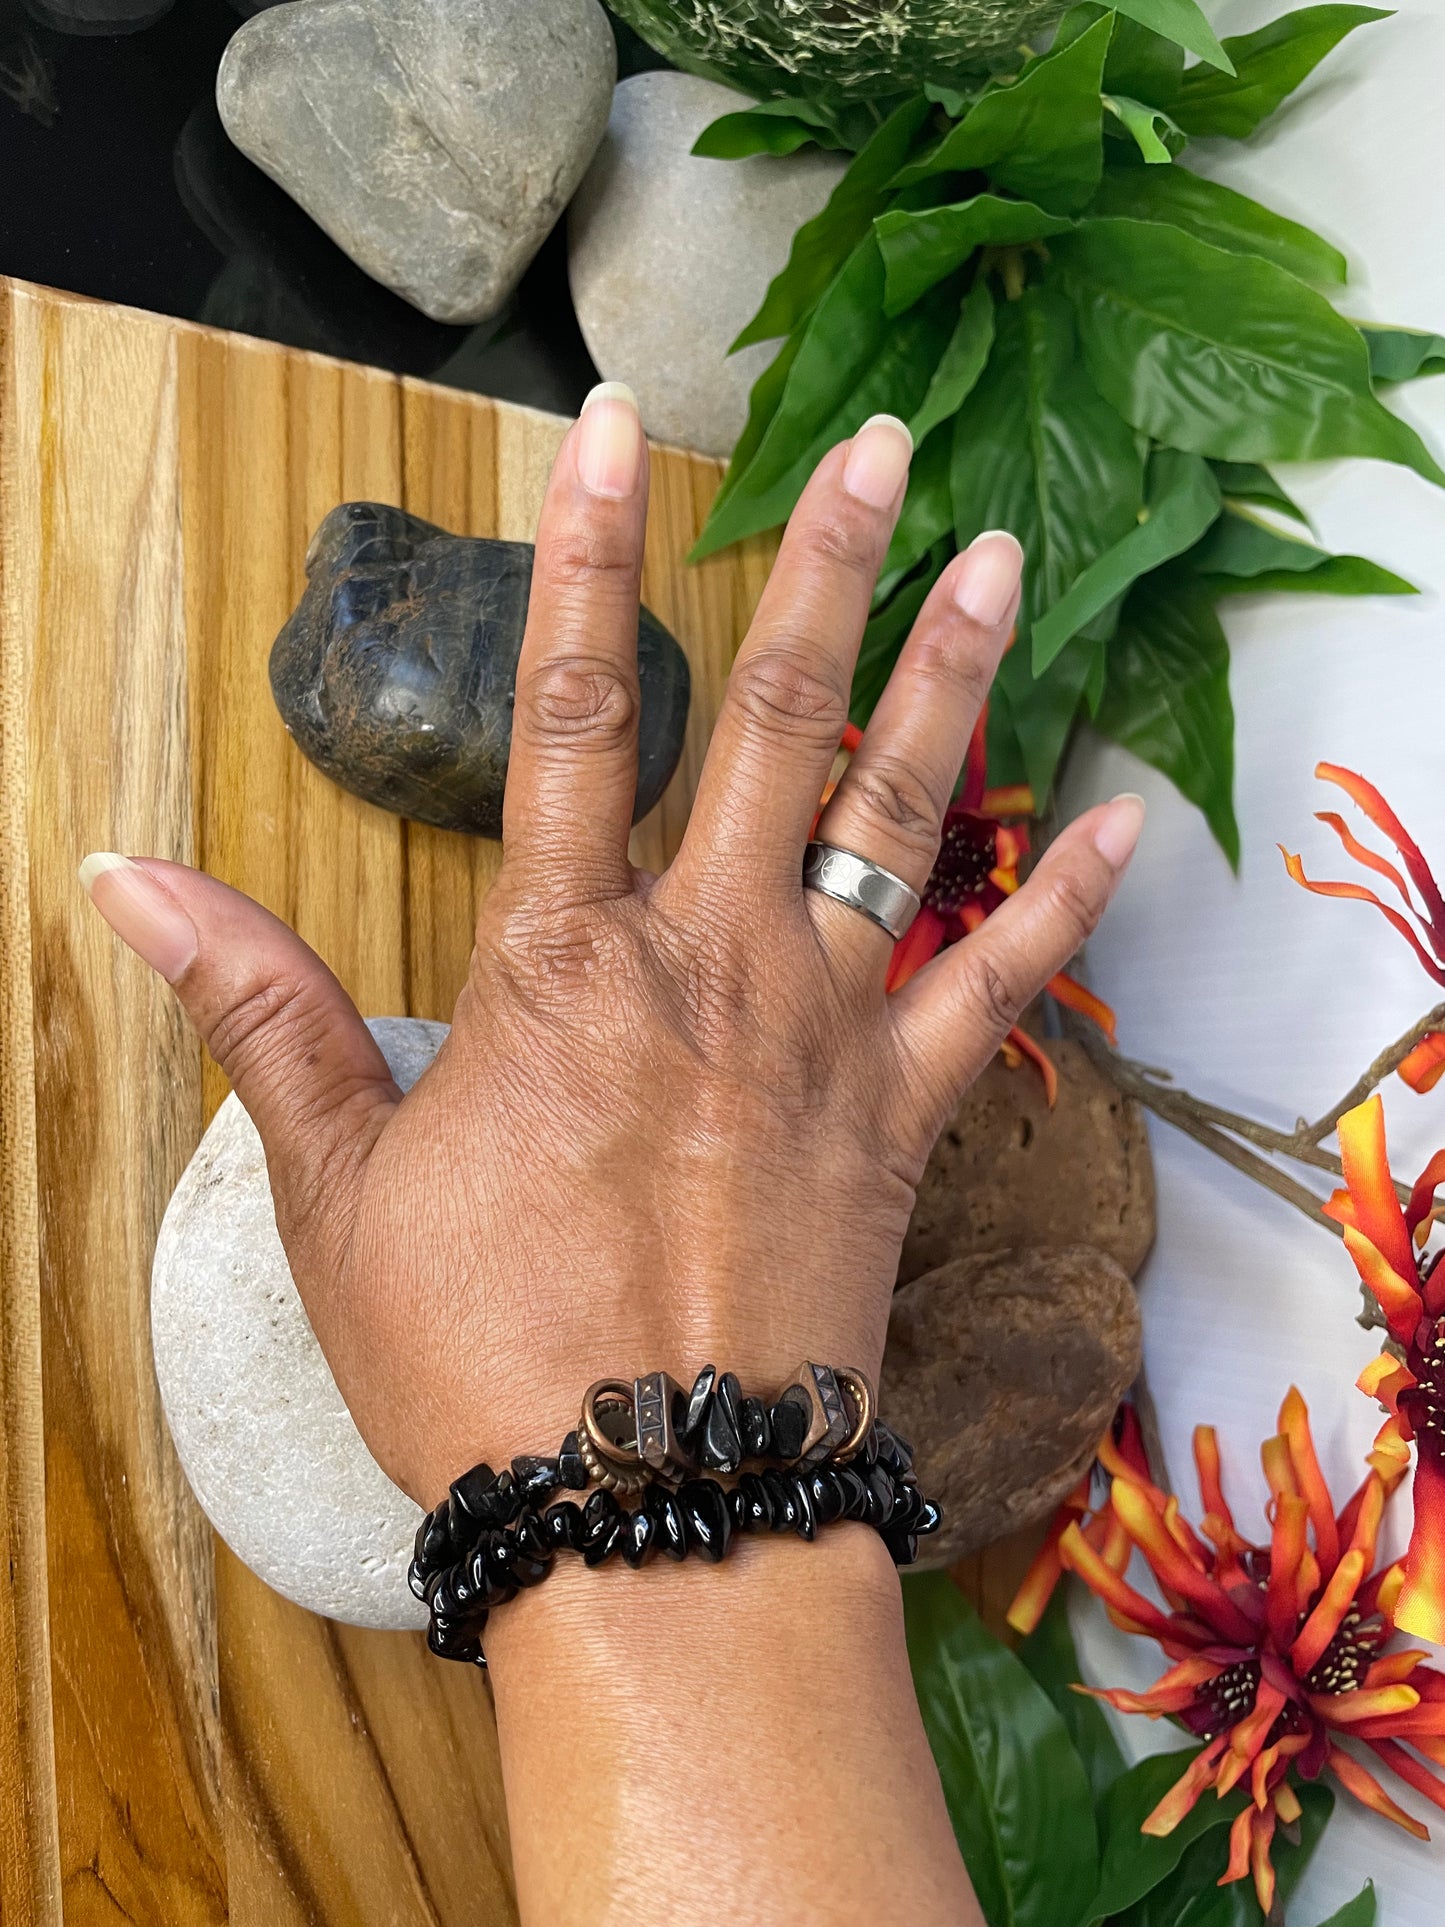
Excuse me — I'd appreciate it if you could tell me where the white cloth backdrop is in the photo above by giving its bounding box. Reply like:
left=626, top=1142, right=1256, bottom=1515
left=1056, top=1, right=1445, bottom=1917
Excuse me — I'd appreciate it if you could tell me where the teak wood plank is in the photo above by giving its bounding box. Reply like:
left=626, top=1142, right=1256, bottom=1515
left=0, top=275, right=1028, bottom=1924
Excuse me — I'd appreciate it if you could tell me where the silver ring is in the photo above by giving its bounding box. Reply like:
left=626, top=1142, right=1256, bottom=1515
left=802, top=842, right=920, bottom=940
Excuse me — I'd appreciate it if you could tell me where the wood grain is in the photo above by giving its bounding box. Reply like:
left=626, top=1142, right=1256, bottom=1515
left=0, top=276, right=1034, bottom=1924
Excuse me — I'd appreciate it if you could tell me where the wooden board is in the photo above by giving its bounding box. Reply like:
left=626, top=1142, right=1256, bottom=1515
left=0, top=277, right=1030, bottom=1925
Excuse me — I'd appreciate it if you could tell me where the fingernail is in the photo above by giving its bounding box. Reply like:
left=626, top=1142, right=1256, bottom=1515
left=576, top=381, right=644, bottom=499
left=79, top=853, right=197, bottom=981
left=953, top=530, right=1024, bottom=628
left=1093, top=794, right=1146, bottom=870
left=842, top=414, right=913, bottom=510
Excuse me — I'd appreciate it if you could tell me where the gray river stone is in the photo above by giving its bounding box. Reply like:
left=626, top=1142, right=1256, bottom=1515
left=217, top=0, right=617, bottom=324
left=151, top=1017, right=445, bottom=1631
left=568, top=71, right=847, bottom=455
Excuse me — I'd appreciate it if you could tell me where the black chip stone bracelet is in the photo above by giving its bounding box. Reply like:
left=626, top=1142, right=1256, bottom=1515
left=408, top=1364, right=940, bottom=1668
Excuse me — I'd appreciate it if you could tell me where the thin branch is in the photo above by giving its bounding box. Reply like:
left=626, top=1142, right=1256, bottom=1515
left=1296, top=1001, right=1445, bottom=1145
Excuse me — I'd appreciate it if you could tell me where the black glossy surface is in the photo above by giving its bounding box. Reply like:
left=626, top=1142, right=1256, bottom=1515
left=0, top=1, right=668, bottom=407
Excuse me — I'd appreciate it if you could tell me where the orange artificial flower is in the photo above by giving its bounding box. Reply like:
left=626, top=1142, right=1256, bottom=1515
left=1329, top=1095, right=1445, bottom=1644
left=1010, top=1391, right=1443, bottom=1918
left=858, top=706, right=1116, bottom=1105
left=1283, top=763, right=1445, bottom=1091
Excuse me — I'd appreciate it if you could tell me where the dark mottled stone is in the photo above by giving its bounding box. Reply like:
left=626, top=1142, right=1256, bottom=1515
left=834, top=1465, right=869, bottom=1519
left=736, top=1472, right=774, bottom=1532
left=511, top=1454, right=560, bottom=1503
left=270, top=503, right=691, bottom=838
left=883, top=1526, right=919, bottom=1567
left=806, top=1466, right=845, bottom=1528
left=449, top=1462, right=497, bottom=1518
left=701, top=1371, right=743, bottom=1475
left=582, top=1489, right=623, bottom=1566
left=646, top=1485, right=689, bottom=1561
left=739, top=1396, right=771, bottom=1460
left=679, top=1365, right=717, bottom=1450
left=620, top=1506, right=658, bottom=1569
left=415, top=1504, right=452, bottom=1571
left=874, top=1422, right=914, bottom=1477
left=427, top=1613, right=485, bottom=1662
left=787, top=1471, right=817, bottom=1542
left=863, top=1463, right=896, bottom=1529
left=545, top=1500, right=586, bottom=1551
left=760, top=1467, right=796, bottom=1532
left=769, top=1396, right=807, bottom=1463
left=513, top=1508, right=552, bottom=1561
left=558, top=1430, right=589, bottom=1491
left=678, top=1479, right=732, bottom=1563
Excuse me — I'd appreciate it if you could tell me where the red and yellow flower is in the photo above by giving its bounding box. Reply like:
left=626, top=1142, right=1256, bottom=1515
left=841, top=708, right=1116, bottom=1104
left=1283, top=764, right=1445, bottom=1091
left=1329, top=1094, right=1445, bottom=1644
left=1011, top=1391, right=1445, bottom=1917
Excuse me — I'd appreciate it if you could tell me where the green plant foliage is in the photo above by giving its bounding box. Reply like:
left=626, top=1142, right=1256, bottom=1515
left=1313, top=1885, right=1376, bottom=1927
left=904, top=1576, right=1354, bottom=1927
left=1173, top=5, right=1391, bottom=139
left=1015, top=1589, right=1126, bottom=1803
left=692, top=2, right=1441, bottom=857
left=903, top=1575, right=1100, bottom=1927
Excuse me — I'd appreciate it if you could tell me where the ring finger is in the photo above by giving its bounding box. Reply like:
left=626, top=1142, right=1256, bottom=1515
left=808, top=530, right=1024, bottom=958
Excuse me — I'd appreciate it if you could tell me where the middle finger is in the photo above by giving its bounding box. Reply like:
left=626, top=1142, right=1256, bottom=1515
left=671, top=416, right=913, bottom=901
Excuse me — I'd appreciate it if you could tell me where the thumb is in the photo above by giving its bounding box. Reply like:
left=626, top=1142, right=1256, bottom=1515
left=79, top=853, right=400, bottom=1279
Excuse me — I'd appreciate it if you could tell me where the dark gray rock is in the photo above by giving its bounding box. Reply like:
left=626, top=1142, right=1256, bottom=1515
left=270, top=502, right=690, bottom=838
left=882, top=1245, right=1142, bottom=1568
left=216, top=0, right=617, bottom=325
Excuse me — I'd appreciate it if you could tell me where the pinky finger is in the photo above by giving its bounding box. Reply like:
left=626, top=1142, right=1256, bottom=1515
left=890, top=793, right=1145, bottom=1124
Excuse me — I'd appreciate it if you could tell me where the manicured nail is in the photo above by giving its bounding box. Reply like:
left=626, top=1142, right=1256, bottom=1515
left=576, top=381, right=644, bottom=499
left=1093, top=794, right=1146, bottom=870
left=842, top=414, right=913, bottom=509
left=953, top=530, right=1024, bottom=628
left=79, top=853, right=197, bottom=981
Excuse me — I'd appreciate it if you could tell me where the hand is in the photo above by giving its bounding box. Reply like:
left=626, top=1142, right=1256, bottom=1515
left=81, top=392, right=1142, bottom=1506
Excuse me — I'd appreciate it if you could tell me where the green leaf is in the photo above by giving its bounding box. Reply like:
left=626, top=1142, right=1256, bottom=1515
left=851, top=546, right=946, bottom=724
left=925, top=79, right=977, bottom=117
left=1056, top=218, right=1445, bottom=485
left=692, top=98, right=853, bottom=159
left=732, top=95, right=932, bottom=351
left=1209, top=460, right=1308, bottom=524
left=1087, top=1750, right=1248, bottom=1921
left=878, top=426, right=955, bottom=602
left=951, top=281, right=1146, bottom=641
left=895, top=18, right=1113, bottom=215
left=1110, top=1781, right=1334, bottom=1926
left=1106, top=15, right=1187, bottom=105
left=1110, top=0, right=1235, bottom=73
left=998, top=632, right=1104, bottom=806
left=1103, top=95, right=1185, bottom=163
left=1312, top=1883, right=1376, bottom=1927
left=697, top=326, right=805, bottom=540
left=877, top=196, right=1074, bottom=314
left=1095, top=569, right=1238, bottom=863
left=1175, top=5, right=1391, bottom=140
left=904, top=1573, right=1100, bottom=1927
left=1033, top=449, right=1221, bottom=670
left=1015, top=1590, right=1126, bottom=1805
left=1361, top=323, right=1445, bottom=384
left=1188, top=505, right=1415, bottom=595
left=909, top=281, right=997, bottom=445
left=1089, top=163, right=1346, bottom=284
left=693, top=235, right=959, bottom=559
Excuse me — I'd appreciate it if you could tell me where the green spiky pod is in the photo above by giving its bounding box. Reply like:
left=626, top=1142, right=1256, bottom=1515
left=605, top=0, right=1066, bottom=100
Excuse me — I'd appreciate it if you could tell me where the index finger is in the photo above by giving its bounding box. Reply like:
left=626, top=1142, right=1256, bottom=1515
left=501, top=383, right=651, bottom=900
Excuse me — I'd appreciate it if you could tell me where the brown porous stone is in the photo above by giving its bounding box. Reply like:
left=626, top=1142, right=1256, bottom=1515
left=881, top=1245, right=1142, bottom=1569
left=899, top=1037, right=1155, bottom=1286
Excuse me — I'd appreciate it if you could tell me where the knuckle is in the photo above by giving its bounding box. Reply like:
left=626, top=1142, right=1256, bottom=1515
left=793, top=509, right=879, bottom=580
left=969, top=954, right=1024, bottom=1036
left=913, top=631, right=994, bottom=715
left=543, top=529, right=639, bottom=596
left=204, top=975, right=316, bottom=1081
left=731, top=646, right=848, bottom=747
left=523, top=656, right=639, bottom=750
left=1042, top=864, right=1104, bottom=956
left=845, top=756, right=946, bottom=852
